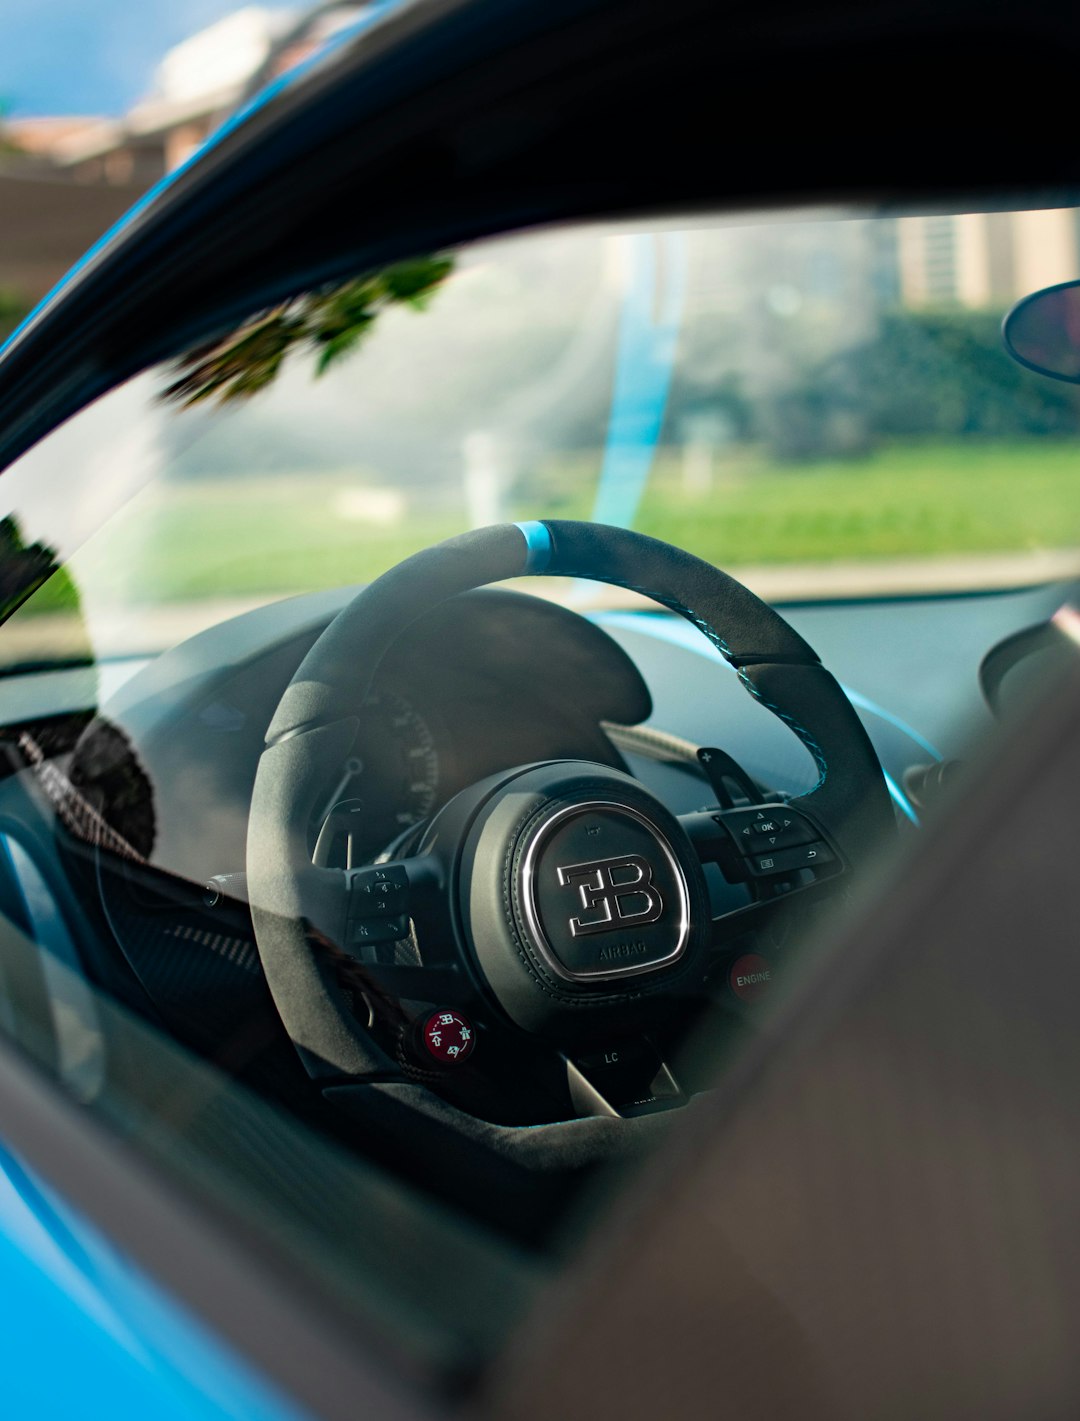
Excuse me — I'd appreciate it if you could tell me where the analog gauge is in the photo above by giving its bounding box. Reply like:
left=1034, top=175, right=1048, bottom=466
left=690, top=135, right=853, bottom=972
left=315, top=690, right=440, bottom=864
left=376, top=689, right=440, bottom=828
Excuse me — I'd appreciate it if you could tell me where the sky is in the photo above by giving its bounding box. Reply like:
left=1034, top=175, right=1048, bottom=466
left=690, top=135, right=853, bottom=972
left=0, top=0, right=297, bottom=118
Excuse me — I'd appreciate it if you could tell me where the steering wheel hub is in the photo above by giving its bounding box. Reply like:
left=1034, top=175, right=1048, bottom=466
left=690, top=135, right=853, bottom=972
left=451, top=761, right=710, bottom=1040
left=518, top=800, right=690, bottom=982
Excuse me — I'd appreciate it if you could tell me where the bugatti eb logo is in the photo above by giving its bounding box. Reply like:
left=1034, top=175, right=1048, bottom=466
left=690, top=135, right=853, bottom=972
left=556, top=854, right=664, bottom=937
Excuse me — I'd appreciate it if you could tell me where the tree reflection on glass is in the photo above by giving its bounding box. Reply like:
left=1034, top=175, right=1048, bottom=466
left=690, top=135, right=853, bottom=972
left=161, top=256, right=455, bottom=407
left=0, top=515, right=74, bottom=624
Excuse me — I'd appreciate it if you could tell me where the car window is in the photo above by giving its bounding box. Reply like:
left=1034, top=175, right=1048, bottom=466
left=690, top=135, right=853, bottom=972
left=0, top=201, right=1076, bottom=1391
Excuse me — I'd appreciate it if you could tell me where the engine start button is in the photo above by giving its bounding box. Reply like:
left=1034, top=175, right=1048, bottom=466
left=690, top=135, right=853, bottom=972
left=729, top=953, right=773, bottom=1003
left=421, top=1010, right=476, bottom=1064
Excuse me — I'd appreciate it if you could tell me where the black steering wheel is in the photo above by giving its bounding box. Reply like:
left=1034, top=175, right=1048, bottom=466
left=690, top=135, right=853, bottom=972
left=246, top=521, right=893, bottom=1134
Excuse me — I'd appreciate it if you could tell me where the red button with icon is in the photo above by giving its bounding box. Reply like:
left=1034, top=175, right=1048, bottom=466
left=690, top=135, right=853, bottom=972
left=421, top=1010, right=476, bottom=1064
left=729, top=954, right=773, bottom=1003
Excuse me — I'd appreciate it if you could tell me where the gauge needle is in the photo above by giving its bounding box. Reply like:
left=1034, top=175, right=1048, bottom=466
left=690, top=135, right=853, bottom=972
left=317, top=757, right=364, bottom=823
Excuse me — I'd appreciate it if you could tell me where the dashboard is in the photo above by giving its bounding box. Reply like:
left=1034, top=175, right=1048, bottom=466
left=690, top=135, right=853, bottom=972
left=78, top=587, right=653, bottom=889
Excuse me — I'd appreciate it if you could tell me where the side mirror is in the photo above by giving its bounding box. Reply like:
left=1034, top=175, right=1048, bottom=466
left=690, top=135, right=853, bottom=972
left=1002, top=279, right=1080, bottom=382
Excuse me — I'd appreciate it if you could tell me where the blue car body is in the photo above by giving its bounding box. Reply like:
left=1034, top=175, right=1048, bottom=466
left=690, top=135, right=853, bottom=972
left=0, top=1146, right=305, bottom=1420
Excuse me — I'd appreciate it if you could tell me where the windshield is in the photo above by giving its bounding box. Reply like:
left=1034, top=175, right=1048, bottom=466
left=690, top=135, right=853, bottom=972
left=2, top=203, right=1079, bottom=672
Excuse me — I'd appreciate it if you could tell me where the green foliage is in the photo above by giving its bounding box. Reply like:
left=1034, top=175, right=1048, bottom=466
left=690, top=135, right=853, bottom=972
left=0, top=288, right=30, bottom=341
left=632, top=440, right=1080, bottom=565
left=162, top=256, right=455, bottom=407
left=834, top=308, right=1080, bottom=436
left=0, top=101, right=20, bottom=158
left=764, top=307, right=1080, bottom=460
left=0, top=515, right=81, bottom=622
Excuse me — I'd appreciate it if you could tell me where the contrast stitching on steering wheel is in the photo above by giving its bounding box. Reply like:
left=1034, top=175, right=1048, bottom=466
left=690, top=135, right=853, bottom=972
left=734, top=668, right=828, bottom=792
left=547, top=567, right=828, bottom=791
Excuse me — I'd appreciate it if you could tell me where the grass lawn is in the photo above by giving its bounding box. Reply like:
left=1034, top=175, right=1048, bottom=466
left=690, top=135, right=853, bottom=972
left=532, top=440, right=1080, bottom=567
left=66, top=477, right=465, bottom=605
left=56, top=438, right=1080, bottom=608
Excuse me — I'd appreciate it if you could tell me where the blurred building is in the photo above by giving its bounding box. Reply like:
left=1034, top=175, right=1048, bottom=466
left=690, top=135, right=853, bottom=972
left=897, top=209, right=1080, bottom=308
left=0, top=168, right=144, bottom=311
left=0, top=4, right=377, bottom=313
left=19, top=8, right=299, bottom=186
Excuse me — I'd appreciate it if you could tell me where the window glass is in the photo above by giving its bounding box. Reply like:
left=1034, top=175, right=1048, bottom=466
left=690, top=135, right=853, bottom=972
left=0, top=203, right=1076, bottom=1382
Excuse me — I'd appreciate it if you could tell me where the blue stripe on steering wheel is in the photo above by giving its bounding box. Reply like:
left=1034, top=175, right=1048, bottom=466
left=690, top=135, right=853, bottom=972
left=515, top=520, right=553, bottom=573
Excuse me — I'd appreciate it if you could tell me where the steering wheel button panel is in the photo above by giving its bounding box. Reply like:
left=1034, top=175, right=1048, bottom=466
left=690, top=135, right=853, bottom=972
left=346, top=864, right=410, bottom=936
left=719, top=805, right=819, bottom=853
left=352, top=864, right=409, bottom=905
left=349, top=915, right=409, bottom=945
left=745, top=841, right=834, bottom=878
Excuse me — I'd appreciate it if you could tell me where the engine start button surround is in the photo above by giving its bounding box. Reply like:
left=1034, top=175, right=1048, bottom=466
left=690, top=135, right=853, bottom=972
left=729, top=953, right=774, bottom=1003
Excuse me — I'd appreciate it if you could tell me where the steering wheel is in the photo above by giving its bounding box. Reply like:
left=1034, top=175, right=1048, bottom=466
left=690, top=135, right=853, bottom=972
left=246, top=521, right=893, bottom=1138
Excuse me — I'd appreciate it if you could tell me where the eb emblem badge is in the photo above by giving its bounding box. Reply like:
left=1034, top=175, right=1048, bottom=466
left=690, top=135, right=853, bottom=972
left=556, top=855, right=664, bottom=937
